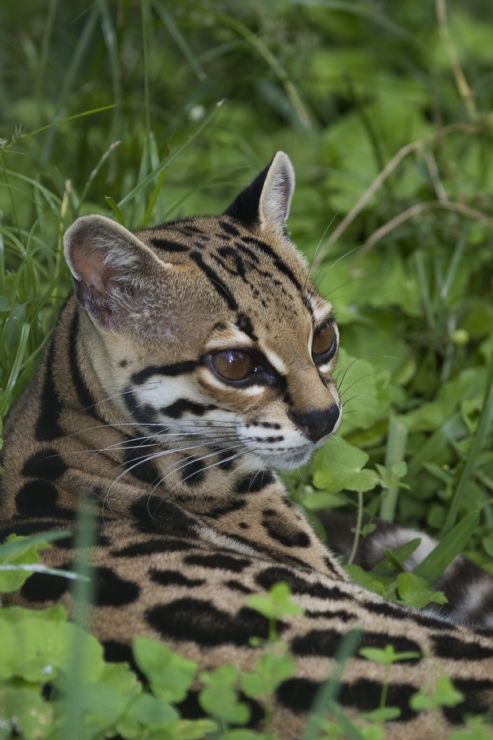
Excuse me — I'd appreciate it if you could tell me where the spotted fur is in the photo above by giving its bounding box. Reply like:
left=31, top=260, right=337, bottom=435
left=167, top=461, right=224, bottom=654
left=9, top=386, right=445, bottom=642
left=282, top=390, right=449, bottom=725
left=1, top=153, right=493, bottom=737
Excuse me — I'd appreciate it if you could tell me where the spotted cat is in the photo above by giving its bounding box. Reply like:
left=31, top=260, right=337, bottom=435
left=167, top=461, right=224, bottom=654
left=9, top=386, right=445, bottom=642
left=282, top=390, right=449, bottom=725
left=1, top=153, right=493, bottom=738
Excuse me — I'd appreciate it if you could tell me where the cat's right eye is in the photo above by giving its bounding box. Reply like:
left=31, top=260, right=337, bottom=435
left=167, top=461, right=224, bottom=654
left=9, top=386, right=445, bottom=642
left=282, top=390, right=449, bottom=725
left=211, top=350, right=255, bottom=381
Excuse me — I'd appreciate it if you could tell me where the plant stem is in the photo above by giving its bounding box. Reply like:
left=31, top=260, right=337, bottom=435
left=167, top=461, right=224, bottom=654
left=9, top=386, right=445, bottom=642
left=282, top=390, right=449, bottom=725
left=380, top=416, right=408, bottom=522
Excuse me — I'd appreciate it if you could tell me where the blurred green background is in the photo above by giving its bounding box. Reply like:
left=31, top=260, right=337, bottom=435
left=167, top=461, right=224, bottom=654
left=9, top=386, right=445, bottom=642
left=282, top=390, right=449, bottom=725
left=1, top=0, right=493, bottom=565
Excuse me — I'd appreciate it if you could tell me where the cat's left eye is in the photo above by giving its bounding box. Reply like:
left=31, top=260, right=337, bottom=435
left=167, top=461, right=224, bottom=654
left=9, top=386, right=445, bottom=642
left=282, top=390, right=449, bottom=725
left=312, top=322, right=337, bottom=363
left=211, top=350, right=255, bottom=381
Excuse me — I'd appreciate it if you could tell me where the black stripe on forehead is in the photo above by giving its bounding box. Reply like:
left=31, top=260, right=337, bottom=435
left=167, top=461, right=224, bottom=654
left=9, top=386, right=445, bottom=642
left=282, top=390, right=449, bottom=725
left=150, top=237, right=189, bottom=253
left=236, top=313, right=258, bottom=341
left=190, top=251, right=238, bottom=310
left=240, top=236, right=304, bottom=293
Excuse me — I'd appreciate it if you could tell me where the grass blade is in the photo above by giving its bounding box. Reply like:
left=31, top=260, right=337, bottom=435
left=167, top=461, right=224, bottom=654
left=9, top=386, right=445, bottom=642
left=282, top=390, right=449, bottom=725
left=442, top=349, right=493, bottom=533
left=415, top=510, right=479, bottom=583
left=302, top=628, right=362, bottom=740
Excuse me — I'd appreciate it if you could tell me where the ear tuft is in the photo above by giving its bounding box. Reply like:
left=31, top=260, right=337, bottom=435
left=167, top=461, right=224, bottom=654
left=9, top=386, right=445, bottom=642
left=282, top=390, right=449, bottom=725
left=64, top=215, right=156, bottom=328
left=224, top=151, right=295, bottom=231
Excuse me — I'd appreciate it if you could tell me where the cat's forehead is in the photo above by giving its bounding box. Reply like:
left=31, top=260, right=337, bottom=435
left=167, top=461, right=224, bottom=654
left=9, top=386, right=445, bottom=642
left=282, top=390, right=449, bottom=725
left=137, top=215, right=313, bottom=316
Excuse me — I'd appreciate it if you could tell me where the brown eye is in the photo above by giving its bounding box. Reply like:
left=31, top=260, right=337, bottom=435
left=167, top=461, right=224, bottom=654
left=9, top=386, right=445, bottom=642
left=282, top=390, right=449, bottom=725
left=312, top=322, right=336, bottom=359
left=212, top=350, right=254, bottom=381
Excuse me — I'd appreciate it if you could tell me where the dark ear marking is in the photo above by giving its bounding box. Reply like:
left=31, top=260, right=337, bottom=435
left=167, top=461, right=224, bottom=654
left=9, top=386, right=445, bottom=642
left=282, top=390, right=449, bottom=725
left=224, top=151, right=295, bottom=232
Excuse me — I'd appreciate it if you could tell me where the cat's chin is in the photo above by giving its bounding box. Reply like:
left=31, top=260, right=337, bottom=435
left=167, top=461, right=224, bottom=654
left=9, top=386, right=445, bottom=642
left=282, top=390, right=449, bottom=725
left=246, top=446, right=314, bottom=471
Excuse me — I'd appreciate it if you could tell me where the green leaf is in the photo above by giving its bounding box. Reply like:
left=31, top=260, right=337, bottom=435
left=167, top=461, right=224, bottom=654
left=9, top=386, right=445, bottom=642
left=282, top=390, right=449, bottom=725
left=414, top=511, right=479, bottom=583
left=199, top=665, right=250, bottom=725
left=246, top=582, right=303, bottom=621
left=241, top=653, right=294, bottom=698
left=312, top=435, right=377, bottom=495
left=0, top=534, right=49, bottom=592
left=346, top=564, right=394, bottom=599
left=0, top=606, right=103, bottom=683
left=0, top=686, right=53, bottom=738
left=382, top=538, right=422, bottom=573
left=396, top=572, right=447, bottom=610
left=410, top=676, right=464, bottom=712
left=132, top=636, right=197, bottom=703
left=117, top=693, right=178, bottom=736
left=363, top=706, right=401, bottom=722
left=449, top=715, right=493, bottom=740
left=359, top=644, right=420, bottom=666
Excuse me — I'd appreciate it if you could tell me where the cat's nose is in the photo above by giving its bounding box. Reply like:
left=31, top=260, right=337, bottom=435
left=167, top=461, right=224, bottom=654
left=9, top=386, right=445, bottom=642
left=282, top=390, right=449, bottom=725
left=289, top=405, right=340, bottom=442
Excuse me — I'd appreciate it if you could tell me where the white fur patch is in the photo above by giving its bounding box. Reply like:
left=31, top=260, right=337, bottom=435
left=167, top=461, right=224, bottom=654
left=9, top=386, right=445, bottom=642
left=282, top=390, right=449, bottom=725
left=261, top=345, right=287, bottom=375
left=196, top=525, right=259, bottom=557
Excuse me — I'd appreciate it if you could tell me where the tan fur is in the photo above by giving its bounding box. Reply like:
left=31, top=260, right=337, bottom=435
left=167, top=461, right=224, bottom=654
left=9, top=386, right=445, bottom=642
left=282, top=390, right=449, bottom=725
left=1, top=153, right=493, bottom=737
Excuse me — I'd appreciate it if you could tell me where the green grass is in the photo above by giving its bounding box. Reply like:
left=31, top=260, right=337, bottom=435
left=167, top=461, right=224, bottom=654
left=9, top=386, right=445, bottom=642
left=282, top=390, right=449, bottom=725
left=1, top=0, right=493, bottom=736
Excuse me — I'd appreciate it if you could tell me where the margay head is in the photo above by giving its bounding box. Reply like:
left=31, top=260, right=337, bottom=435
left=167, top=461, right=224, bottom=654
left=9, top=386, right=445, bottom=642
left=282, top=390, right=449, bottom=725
left=64, top=152, right=341, bottom=472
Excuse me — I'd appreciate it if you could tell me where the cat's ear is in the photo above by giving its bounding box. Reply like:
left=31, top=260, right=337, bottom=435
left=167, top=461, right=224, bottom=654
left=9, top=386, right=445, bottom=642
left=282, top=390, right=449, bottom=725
left=64, top=215, right=161, bottom=328
left=224, top=151, right=295, bottom=231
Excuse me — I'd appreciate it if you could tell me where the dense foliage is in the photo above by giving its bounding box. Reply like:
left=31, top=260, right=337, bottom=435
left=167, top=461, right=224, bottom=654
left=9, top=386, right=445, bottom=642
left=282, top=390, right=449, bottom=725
left=1, top=0, right=493, bottom=736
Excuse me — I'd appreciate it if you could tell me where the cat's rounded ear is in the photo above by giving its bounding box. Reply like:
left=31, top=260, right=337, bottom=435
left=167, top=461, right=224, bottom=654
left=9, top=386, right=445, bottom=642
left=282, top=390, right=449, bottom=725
left=224, top=151, right=295, bottom=232
left=64, top=215, right=161, bottom=328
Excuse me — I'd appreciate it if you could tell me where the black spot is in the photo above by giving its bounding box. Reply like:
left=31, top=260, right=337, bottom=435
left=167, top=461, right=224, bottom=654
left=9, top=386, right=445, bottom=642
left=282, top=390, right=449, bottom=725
left=129, top=496, right=195, bottom=538
left=119, top=359, right=128, bottom=368
left=214, top=248, right=247, bottom=279
left=441, top=678, right=493, bottom=724
left=214, top=447, right=237, bottom=471
left=305, top=608, right=355, bottom=621
left=184, top=553, right=251, bottom=572
left=235, top=471, right=275, bottom=494
left=224, top=580, right=254, bottom=594
left=149, top=569, right=205, bottom=588
left=20, top=567, right=71, bottom=602
left=189, top=251, right=238, bottom=310
left=122, top=387, right=158, bottom=426
left=431, top=634, right=493, bottom=660
left=256, top=567, right=348, bottom=600
left=181, top=456, right=205, bottom=486
left=22, top=449, right=67, bottom=481
left=276, top=677, right=417, bottom=720
left=123, top=440, right=160, bottom=485
left=112, top=538, right=194, bottom=557
left=324, top=555, right=341, bottom=576
left=160, top=399, right=217, bottom=419
left=203, top=499, right=246, bottom=518
left=53, top=527, right=110, bottom=550
left=93, top=567, right=140, bottom=607
left=146, top=598, right=280, bottom=646
left=238, top=522, right=249, bottom=530
left=68, top=310, right=99, bottom=416
left=0, top=520, right=68, bottom=540
left=362, top=600, right=455, bottom=630
left=262, top=514, right=311, bottom=548
left=276, top=677, right=320, bottom=713
left=338, top=678, right=417, bottom=720
left=150, top=237, right=189, bottom=252
left=218, top=219, right=240, bottom=236
left=35, top=338, right=63, bottom=441
left=131, top=361, right=197, bottom=386
left=15, top=480, right=74, bottom=520
left=291, top=629, right=421, bottom=662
